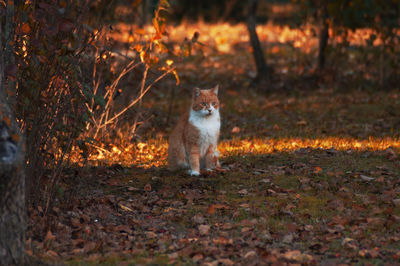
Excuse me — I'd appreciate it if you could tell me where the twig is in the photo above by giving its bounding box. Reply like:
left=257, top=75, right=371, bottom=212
left=100, top=66, right=175, bottom=128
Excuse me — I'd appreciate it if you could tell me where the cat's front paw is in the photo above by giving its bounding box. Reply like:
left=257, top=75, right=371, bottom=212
left=188, top=170, right=200, bottom=176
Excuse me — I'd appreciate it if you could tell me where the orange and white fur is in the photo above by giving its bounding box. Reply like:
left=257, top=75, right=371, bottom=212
left=168, top=85, right=220, bottom=176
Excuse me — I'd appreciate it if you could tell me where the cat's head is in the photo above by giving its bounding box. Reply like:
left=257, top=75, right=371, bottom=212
left=191, top=85, right=219, bottom=117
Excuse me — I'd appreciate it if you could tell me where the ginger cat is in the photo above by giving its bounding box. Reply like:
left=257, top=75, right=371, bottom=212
left=168, top=85, right=221, bottom=176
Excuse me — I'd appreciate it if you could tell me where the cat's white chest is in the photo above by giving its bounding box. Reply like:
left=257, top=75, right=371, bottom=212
left=189, top=110, right=220, bottom=156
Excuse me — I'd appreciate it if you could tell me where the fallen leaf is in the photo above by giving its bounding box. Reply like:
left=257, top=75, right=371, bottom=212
left=313, top=166, right=322, bottom=174
left=282, top=250, right=313, bottom=262
left=359, top=248, right=380, bottom=258
left=238, top=189, right=248, bottom=195
left=213, top=236, right=231, bottom=245
left=392, top=199, right=400, bottom=207
left=360, top=175, right=374, bottom=182
left=218, top=258, right=234, bottom=266
left=385, top=148, right=397, bottom=160
left=119, top=204, right=133, bottom=212
left=145, top=231, right=157, bottom=238
left=193, top=213, right=205, bottom=224
left=282, top=233, right=294, bottom=244
left=198, top=224, right=210, bottom=235
left=83, top=241, right=97, bottom=253
left=44, top=250, right=59, bottom=259
left=144, top=183, right=152, bottom=191
left=70, top=217, right=81, bottom=227
left=342, top=237, right=358, bottom=250
left=192, top=253, right=204, bottom=262
left=231, top=126, right=241, bottom=134
left=168, top=252, right=179, bottom=259
left=207, top=205, right=215, bottom=215
left=44, top=231, right=56, bottom=242
left=296, top=120, right=307, bottom=126
left=244, top=250, right=257, bottom=259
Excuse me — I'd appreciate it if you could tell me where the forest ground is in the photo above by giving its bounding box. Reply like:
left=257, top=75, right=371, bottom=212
left=27, top=22, right=400, bottom=265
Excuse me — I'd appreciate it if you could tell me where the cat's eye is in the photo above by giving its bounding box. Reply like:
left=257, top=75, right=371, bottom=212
left=212, top=102, right=217, bottom=106
left=201, top=102, right=207, bottom=106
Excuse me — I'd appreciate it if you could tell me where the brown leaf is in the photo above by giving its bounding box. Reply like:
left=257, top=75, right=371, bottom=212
left=44, top=231, right=56, bottom=242
left=193, top=213, right=205, bottom=224
left=192, top=253, right=203, bottom=262
left=296, top=120, right=307, bottom=126
left=145, top=231, right=157, bottom=239
left=144, top=183, right=152, bottom=192
left=213, top=236, right=232, bottom=245
left=214, top=203, right=229, bottom=209
left=83, top=241, right=96, bottom=253
left=244, top=250, right=257, bottom=259
left=282, top=233, right=294, bottom=244
left=341, top=237, right=358, bottom=250
left=198, top=224, right=210, bottom=235
left=393, top=198, right=400, bottom=207
left=238, top=189, right=248, bottom=195
left=71, top=248, right=84, bottom=255
left=70, top=217, right=81, bottom=228
left=218, top=258, right=234, bottom=266
left=286, top=223, right=298, bottom=232
left=273, top=124, right=280, bottom=130
left=207, top=205, right=215, bottom=215
left=44, top=250, right=59, bottom=259
left=168, top=252, right=179, bottom=259
left=231, top=126, right=240, bottom=134
left=313, top=166, right=322, bottom=174
left=282, top=250, right=313, bottom=262
left=359, top=248, right=380, bottom=258
left=221, top=223, right=233, bottom=230
left=385, top=148, right=397, bottom=160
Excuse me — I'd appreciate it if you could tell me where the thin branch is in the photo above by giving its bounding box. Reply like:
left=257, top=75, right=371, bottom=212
left=100, top=66, right=175, bottom=128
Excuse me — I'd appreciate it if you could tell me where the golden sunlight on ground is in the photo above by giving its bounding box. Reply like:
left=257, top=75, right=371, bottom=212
left=112, top=22, right=393, bottom=56
left=70, top=137, right=400, bottom=168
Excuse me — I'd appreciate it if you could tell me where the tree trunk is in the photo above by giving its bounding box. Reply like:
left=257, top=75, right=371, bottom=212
left=318, top=1, right=329, bottom=69
left=247, top=0, right=268, bottom=82
left=0, top=4, right=26, bottom=265
left=5, top=0, right=16, bottom=107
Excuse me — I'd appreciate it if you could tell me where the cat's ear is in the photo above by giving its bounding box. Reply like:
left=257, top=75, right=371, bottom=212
left=211, top=84, right=219, bottom=95
left=193, top=87, right=200, bottom=98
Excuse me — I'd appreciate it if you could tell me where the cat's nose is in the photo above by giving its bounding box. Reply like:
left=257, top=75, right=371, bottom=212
left=207, top=109, right=212, bottom=113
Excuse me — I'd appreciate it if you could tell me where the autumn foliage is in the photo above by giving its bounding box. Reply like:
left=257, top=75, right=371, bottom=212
left=6, top=0, right=181, bottom=208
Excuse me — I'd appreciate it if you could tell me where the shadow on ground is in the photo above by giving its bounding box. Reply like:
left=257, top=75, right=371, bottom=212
left=27, top=146, right=400, bottom=264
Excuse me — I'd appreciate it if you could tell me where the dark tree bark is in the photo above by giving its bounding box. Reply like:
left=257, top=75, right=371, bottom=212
left=318, top=1, right=329, bottom=69
left=5, top=0, right=16, bottom=107
left=247, top=0, right=269, bottom=82
left=0, top=4, right=26, bottom=265
left=141, top=0, right=150, bottom=26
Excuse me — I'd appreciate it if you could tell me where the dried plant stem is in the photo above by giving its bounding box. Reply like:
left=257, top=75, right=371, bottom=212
left=102, top=66, right=175, bottom=128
